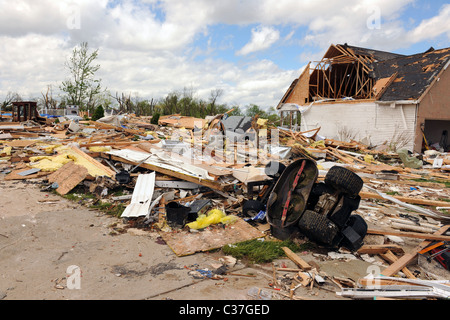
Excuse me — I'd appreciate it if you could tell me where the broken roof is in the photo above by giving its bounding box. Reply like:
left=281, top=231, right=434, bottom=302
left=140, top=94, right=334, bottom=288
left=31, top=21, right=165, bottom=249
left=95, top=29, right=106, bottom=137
left=277, top=44, right=450, bottom=107
left=372, top=47, right=450, bottom=102
left=341, top=43, right=405, bottom=62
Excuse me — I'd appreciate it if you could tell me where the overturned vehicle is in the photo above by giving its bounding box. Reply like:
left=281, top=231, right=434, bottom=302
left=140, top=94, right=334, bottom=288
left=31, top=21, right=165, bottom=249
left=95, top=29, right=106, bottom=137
left=243, top=159, right=368, bottom=251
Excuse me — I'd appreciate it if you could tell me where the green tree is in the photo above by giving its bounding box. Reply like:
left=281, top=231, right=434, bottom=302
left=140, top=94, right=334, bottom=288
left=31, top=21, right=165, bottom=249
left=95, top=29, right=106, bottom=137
left=91, top=105, right=105, bottom=121
left=245, top=104, right=268, bottom=118
left=60, top=42, right=102, bottom=110
left=228, top=106, right=244, bottom=116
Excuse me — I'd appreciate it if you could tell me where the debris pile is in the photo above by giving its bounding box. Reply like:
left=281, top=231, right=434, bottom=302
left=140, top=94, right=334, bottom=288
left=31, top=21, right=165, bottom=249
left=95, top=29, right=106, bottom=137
left=1, top=110, right=449, bottom=300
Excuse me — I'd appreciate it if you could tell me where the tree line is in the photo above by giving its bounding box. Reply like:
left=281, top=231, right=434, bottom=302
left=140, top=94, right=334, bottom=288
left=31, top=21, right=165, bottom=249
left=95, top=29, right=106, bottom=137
left=1, top=42, right=280, bottom=124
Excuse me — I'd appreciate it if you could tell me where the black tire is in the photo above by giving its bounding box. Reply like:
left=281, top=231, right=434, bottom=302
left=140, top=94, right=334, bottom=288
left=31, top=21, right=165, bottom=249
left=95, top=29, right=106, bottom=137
left=325, top=166, right=363, bottom=196
left=242, top=200, right=264, bottom=217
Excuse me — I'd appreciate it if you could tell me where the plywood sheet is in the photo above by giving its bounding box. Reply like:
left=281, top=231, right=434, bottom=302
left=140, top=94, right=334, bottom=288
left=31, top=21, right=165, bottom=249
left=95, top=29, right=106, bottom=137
left=160, top=218, right=265, bottom=256
left=47, top=162, right=88, bottom=195
left=158, top=115, right=207, bottom=129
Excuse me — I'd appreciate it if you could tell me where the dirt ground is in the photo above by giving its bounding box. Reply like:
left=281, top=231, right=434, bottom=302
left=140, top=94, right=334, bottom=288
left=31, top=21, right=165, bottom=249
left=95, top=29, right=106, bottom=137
left=0, top=175, right=427, bottom=301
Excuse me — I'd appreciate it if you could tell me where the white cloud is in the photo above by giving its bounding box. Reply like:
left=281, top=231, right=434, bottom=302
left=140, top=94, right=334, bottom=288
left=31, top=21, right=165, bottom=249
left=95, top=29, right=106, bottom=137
left=1, top=0, right=449, bottom=110
left=406, top=4, right=450, bottom=43
left=237, top=26, right=280, bottom=55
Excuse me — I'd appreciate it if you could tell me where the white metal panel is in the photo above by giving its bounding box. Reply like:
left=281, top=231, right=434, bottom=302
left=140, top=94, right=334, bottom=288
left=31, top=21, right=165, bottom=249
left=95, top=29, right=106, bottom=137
left=121, top=172, right=155, bottom=218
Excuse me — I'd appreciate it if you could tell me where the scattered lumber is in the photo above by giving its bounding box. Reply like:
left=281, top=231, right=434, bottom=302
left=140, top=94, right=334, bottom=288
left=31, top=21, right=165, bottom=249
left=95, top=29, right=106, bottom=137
left=367, top=228, right=450, bottom=242
left=359, top=191, right=450, bottom=208
left=381, top=225, right=450, bottom=277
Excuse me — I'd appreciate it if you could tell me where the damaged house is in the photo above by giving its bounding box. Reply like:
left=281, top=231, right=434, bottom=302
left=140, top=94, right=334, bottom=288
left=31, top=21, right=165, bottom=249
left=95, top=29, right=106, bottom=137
left=277, top=43, right=450, bottom=153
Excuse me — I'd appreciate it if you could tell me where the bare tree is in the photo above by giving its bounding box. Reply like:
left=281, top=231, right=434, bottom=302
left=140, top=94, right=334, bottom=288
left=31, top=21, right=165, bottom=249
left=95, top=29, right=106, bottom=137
left=208, top=89, right=223, bottom=115
left=112, top=92, right=132, bottom=114
left=41, top=85, right=59, bottom=110
left=1, top=91, right=22, bottom=111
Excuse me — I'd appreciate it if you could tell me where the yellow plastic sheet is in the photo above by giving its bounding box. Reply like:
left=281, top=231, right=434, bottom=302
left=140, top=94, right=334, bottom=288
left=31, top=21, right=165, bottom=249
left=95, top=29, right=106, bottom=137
left=186, top=209, right=237, bottom=230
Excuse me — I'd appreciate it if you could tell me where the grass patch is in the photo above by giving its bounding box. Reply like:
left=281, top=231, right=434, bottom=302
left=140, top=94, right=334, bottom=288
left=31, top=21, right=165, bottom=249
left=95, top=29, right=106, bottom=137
left=90, top=201, right=126, bottom=217
left=410, top=178, right=450, bottom=188
left=222, top=239, right=311, bottom=264
left=58, top=185, right=126, bottom=217
left=386, top=191, right=401, bottom=196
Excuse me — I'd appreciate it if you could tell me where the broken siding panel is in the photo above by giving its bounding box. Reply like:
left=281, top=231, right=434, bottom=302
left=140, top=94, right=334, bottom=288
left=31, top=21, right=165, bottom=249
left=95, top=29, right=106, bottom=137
left=121, top=172, right=156, bottom=218
left=375, top=104, right=417, bottom=151
left=301, top=102, right=416, bottom=150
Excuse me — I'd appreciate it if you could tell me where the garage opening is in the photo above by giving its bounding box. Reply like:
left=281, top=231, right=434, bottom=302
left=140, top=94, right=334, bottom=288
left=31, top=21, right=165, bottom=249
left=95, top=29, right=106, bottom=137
left=424, top=120, right=450, bottom=152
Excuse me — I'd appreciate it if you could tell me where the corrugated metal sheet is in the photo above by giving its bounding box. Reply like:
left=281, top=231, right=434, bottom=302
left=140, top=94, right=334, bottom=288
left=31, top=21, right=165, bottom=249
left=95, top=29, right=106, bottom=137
left=121, top=172, right=155, bottom=218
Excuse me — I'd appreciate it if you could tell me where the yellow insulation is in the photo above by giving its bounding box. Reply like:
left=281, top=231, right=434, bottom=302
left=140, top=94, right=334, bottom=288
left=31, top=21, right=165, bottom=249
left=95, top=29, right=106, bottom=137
left=29, top=146, right=113, bottom=177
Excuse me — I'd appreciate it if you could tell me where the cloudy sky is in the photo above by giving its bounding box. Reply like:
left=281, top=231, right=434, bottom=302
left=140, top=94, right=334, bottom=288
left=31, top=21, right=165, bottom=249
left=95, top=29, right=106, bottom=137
left=0, top=0, right=449, bottom=110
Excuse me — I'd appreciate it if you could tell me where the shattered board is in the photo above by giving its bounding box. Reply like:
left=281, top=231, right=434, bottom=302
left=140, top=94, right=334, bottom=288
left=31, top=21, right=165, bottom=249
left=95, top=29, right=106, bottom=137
left=160, top=218, right=265, bottom=256
left=47, top=162, right=89, bottom=195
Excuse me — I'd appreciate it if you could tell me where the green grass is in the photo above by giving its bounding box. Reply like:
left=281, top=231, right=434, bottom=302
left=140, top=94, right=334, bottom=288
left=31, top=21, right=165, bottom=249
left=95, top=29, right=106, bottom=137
left=59, top=186, right=126, bottom=217
left=90, top=201, right=126, bottom=217
left=386, top=191, right=401, bottom=196
left=222, top=239, right=311, bottom=264
left=410, top=178, right=450, bottom=188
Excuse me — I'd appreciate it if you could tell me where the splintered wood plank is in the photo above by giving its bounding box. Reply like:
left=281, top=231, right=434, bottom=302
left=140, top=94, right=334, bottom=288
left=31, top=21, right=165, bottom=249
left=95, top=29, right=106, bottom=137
left=357, top=244, right=405, bottom=255
left=380, top=250, right=416, bottom=279
left=381, top=225, right=450, bottom=277
left=367, top=228, right=450, bottom=242
left=5, top=140, right=38, bottom=148
left=281, top=247, right=312, bottom=271
left=159, top=218, right=265, bottom=257
left=47, top=162, right=88, bottom=195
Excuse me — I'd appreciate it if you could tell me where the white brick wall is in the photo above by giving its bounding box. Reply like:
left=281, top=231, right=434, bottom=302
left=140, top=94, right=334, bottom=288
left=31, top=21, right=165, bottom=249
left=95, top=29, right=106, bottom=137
left=300, top=101, right=417, bottom=151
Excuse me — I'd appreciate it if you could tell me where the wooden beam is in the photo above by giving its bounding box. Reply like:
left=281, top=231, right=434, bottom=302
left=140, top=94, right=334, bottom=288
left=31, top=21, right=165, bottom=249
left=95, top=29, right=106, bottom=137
left=100, top=153, right=232, bottom=192
left=379, top=250, right=416, bottom=279
left=359, top=191, right=450, bottom=208
left=381, top=225, right=450, bottom=277
left=357, top=244, right=404, bottom=255
left=282, top=247, right=312, bottom=271
left=367, top=227, right=450, bottom=242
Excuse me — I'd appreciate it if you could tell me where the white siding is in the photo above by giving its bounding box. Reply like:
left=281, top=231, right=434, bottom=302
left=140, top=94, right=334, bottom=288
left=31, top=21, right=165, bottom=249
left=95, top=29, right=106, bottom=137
left=300, top=102, right=417, bottom=151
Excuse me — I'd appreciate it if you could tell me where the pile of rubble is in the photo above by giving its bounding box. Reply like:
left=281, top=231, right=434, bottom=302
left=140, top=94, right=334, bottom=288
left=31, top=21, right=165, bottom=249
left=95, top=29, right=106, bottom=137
left=1, top=110, right=449, bottom=300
